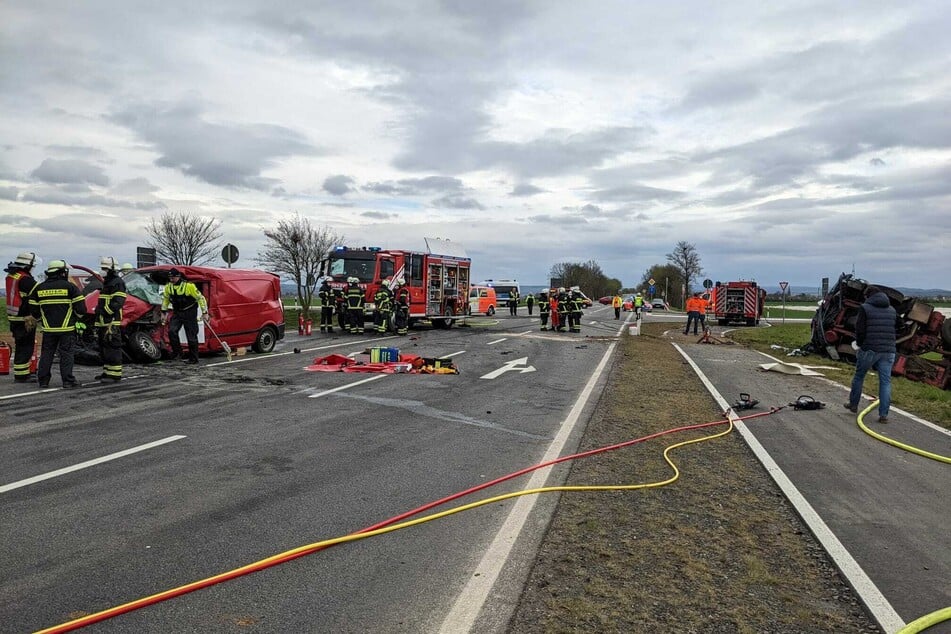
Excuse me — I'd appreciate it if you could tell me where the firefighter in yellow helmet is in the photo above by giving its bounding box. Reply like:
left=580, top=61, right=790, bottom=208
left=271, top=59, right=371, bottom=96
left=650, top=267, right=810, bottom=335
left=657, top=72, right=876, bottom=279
left=28, top=259, right=86, bottom=388
left=4, top=251, right=40, bottom=383
left=94, top=256, right=127, bottom=382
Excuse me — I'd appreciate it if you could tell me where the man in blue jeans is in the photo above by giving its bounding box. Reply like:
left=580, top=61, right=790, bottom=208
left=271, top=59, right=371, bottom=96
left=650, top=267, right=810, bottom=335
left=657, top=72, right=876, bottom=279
left=844, top=286, right=899, bottom=423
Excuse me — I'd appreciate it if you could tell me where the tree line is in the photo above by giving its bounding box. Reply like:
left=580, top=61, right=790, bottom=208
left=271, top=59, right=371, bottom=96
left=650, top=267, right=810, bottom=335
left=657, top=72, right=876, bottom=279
left=147, top=211, right=707, bottom=316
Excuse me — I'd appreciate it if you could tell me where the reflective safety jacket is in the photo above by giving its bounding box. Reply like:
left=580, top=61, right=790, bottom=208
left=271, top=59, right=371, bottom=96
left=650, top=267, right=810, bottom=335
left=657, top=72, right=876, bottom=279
left=346, top=283, right=364, bottom=309
left=318, top=283, right=334, bottom=306
left=5, top=269, right=37, bottom=322
left=539, top=295, right=550, bottom=315
left=612, top=295, right=622, bottom=308
left=29, top=276, right=87, bottom=333
left=374, top=287, right=393, bottom=313
left=95, top=272, right=127, bottom=327
left=162, top=279, right=207, bottom=318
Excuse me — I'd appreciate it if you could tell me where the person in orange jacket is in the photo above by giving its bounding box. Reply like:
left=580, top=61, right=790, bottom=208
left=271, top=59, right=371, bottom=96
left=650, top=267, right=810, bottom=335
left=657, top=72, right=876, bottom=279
left=684, top=292, right=704, bottom=335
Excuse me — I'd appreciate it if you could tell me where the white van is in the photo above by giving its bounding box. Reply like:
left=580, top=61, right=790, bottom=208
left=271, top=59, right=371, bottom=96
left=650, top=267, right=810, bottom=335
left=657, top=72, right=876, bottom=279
left=478, top=279, right=520, bottom=304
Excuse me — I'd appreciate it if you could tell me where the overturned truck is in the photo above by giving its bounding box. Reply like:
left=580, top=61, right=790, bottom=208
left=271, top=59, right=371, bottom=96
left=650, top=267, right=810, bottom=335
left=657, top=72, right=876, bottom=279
left=808, top=273, right=951, bottom=390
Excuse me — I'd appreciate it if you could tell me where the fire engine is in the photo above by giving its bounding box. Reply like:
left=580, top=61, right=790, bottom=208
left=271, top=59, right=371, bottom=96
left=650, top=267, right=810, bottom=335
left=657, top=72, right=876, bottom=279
left=320, top=238, right=471, bottom=329
left=711, top=280, right=767, bottom=326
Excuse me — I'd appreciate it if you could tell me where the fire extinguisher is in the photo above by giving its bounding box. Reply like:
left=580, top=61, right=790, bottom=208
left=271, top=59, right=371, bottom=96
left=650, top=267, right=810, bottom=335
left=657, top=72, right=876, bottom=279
left=305, top=319, right=313, bottom=336
left=30, top=345, right=38, bottom=373
left=298, top=313, right=305, bottom=335
left=0, top=341, right=11, bottom=374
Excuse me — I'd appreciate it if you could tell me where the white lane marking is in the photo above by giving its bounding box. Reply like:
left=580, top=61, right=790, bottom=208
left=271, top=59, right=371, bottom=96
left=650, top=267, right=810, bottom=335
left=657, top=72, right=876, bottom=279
left=441, top=350, right=466, bottom=359
left=0, top=435, right=187, bottom=494
left=308, top=374, right=387, bottom=398
left=752, top=349, right=951, bottom=438
left=673, top=343, right=906, bottom=633
left=0, top=375, right=147, bottom=401
left=441, top=339, right=617, bottom=633
left=487, top=338, right=507, bottom=345
left=479, top=357, right=537, bottom=379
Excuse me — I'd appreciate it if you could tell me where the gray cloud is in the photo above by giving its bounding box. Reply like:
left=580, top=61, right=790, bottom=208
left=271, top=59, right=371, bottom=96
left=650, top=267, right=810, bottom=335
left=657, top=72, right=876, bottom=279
left=0, top=186, right=20, bottom=200
left=108, top=100, right=320, bottom=190
left=361, top=210, right=398, bottom=220
left=323, top=174, right=356, bottom=196
left=363, top=176, right=464, bottom=195
left=431, top=195, right=484, bottom=210
left=31, top=158, right=110, bottom=186
left=510, top=183, right=545, bottom=197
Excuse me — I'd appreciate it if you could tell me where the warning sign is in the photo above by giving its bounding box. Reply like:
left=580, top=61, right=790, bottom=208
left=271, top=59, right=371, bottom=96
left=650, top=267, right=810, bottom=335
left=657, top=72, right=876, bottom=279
left=779, top=281, right=789, bottom=292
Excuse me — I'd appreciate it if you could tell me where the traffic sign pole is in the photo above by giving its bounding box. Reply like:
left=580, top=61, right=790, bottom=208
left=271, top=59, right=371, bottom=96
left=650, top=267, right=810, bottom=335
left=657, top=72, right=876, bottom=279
left=779, top=281, right=788, bottom=324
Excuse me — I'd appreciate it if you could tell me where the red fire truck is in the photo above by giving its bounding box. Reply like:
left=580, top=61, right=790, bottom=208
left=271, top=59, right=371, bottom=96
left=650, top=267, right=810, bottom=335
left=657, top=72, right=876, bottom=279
left=320, top=239, right=471, bottom=329
left=711, top=280, right=767, bottom=326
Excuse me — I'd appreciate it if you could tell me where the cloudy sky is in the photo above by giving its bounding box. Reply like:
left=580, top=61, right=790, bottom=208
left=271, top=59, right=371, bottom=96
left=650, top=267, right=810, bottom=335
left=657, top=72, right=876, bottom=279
left=2, top=0, right=950, bottom=291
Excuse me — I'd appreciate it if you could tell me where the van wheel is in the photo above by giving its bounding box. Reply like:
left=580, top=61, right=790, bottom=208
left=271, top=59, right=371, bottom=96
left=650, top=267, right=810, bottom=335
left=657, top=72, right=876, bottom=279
left=130, top=331, right=162, bottom=362
left=253, top=326, right=278, bottom=353
left=487, top=306, right=495, bottom=316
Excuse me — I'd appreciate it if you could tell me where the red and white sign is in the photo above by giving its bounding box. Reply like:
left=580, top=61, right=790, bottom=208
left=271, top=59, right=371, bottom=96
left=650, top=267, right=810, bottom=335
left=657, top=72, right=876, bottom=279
left=779, top=281, right=789, bottom=292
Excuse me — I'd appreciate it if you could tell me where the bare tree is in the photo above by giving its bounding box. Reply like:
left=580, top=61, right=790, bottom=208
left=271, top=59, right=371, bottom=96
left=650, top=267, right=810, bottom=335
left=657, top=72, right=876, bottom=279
left=146, top=211, right=223, bottom=265
left=254, top=214, right=342, bottom=318
left=666, top=241, right=704, bottom=299
left=549, top=260, right=614, bottom=298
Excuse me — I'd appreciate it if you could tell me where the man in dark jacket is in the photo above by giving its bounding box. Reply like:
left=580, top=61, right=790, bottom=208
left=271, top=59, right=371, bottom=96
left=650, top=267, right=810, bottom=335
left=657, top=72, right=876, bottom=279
left=845, top=286, right=899, bottom=423
left=161, top=268, right=208, bottom=364
left=29, top=259, right=86, bottom=388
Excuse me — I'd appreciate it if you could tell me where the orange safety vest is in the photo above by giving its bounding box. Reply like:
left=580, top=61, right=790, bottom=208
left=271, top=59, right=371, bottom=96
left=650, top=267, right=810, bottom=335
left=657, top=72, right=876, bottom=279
left=612, top=296, right=622, bottom=308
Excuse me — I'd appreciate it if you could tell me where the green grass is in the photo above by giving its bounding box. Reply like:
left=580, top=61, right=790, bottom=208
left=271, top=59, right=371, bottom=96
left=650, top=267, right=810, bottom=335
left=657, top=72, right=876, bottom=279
left=729, top=324, right=951, bottom=427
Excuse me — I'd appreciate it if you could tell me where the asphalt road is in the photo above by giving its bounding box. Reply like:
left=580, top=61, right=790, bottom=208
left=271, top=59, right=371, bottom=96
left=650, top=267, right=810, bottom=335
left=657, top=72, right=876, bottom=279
left=3, top=306, right=948, bottom=633
left=1, top=307, right=621, bottom=633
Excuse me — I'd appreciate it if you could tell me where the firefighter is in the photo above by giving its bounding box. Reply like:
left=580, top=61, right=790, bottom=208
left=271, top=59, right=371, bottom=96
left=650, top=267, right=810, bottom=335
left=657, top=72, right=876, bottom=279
left=346, top=277, right=364, bottom=334
left=393, top=279, right=410, bottom=335
left=568, top=286, right=584, bottom=333
left=508, top=286, right=519, bottom=316
left=161, top=268, right=208, bottom=364
left=555, top=287, right=569, bottom=332
left=119, top=263, right=135, bottom=277
left=334, top=286, right=347, bottom=332
left=94, top=256, right=127, bottom=382
left=318, top=278, right=335, bottom=333
left=538, top=290, right=550, bottom=330
left=525, top=292, right=535, bottom=316
left=4, top=251, right=40, bottom=383
left=374, top=279, right=394, bottom=334
left=28, top=259, right=86, bottom=389
left=612, top=293, right=622, bottom=320
left=634, top=293, right=644, bottom=318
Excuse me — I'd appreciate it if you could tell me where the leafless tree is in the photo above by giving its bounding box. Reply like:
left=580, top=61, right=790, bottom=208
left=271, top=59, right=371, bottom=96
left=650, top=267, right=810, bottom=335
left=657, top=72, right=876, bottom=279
left=146, top=212, right=223, bottom=265
left=255, top=214, right=342, bottom=318
left=666, top=241, right=704, bottom=299
left=548, top=260, right=615, bottom=298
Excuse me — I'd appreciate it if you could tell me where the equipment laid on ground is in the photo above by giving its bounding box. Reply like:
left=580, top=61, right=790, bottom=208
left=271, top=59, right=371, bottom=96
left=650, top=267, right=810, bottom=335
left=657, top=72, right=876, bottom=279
left=790, top=395, right=826, bottom=410
left=808, top=273, right=951, bottom=390
left=320, top=238, right=471, bottom=330
left=711, top=280, right=767, bottom=326
left=732, top=393, right=759, bottom=410
left=204, top=320, right=233, bottom=362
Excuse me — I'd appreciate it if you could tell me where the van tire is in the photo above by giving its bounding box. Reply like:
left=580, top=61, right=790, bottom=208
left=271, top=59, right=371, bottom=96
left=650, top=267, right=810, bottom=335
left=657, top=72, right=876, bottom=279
left=487, top=305, right=495, bottom=316
left=253, top=326, right=278, bottom=353
left=130, top=330, right=162, bottom=362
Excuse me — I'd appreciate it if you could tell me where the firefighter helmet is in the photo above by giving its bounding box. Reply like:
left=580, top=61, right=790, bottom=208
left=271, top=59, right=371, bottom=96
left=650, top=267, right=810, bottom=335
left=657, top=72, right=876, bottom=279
left=100, top=256, right=118, bottom=272
left=558, top=287, right=566, bottom=293
left=46, top=259, right=68, bottom=275
left=120, top=262, right=134, bottom=273
left=14, top=252, right=37, bottom=268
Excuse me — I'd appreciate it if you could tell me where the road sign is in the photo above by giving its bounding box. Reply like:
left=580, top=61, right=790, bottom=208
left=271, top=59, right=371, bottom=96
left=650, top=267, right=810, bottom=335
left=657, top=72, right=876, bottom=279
left=703, top=278, right=713, bottom=289
left=136, top=246, right=156, bottom=268
left=648, top=278, right=656, bottom=286
left=779, top=281, right=789, bottom=292
left=222, top=243, right=239, bottom=267
left=649, top=285, right=655, bottom=293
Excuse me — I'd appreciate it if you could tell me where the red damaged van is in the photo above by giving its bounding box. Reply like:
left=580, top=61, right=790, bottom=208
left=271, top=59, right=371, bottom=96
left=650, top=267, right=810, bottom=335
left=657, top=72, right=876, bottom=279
left=77, top=264, right=285, bottom=362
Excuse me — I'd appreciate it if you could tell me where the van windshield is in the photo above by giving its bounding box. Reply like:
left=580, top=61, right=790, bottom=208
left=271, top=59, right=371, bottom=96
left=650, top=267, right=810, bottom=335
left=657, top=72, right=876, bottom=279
left=123, top=272, right=164, bottom=305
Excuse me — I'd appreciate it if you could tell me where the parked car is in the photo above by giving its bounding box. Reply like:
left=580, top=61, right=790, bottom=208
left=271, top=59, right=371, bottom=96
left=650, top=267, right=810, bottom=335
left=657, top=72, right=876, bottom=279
left=598, top=296, right=613, bottom=305
left=651, top=298, right=669, bottom=310
left=74, top=264, right=285, bottom=363
left=622, top=296, right=651, bottom=312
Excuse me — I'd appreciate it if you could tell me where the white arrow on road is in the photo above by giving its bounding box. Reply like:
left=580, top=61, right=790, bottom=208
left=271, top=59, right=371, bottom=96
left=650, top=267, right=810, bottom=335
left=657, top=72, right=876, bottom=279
left=480, top=356, right=537, bottom=379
